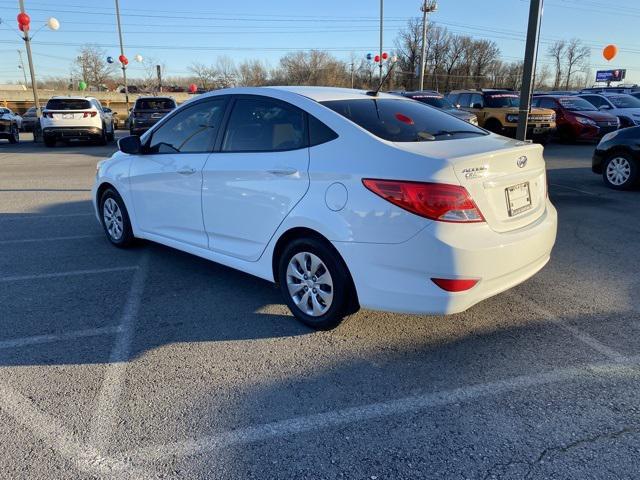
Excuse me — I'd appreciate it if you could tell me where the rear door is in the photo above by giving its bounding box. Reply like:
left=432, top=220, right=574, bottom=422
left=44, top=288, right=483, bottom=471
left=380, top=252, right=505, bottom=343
left=128, top=96, right=229, bottom=247
left=201, top=95, right=310, bottom=261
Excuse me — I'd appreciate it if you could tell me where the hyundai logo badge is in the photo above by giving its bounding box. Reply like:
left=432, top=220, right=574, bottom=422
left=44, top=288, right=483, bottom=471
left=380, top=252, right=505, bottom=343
left=517, top=156, right=527, bottom=168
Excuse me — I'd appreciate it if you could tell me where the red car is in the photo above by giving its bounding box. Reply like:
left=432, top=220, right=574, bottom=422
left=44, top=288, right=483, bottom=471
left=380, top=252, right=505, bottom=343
left=532, top=95, right=619, bottom=141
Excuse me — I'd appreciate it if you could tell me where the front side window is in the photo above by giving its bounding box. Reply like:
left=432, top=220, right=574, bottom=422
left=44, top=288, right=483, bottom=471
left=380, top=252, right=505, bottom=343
left=581, top=95, right=607, bottom=108
left=321, top=98, right=487, bottom=142
left=470, top=93, right=484, bottom=108
left=222, top=97, right=306, bottom=152
left=557, top=97, right=597, bottom=112
left=457, top=93, right=471, bottom=108
left=147, top=98, right=228, bottom=154
left=539, top=98, right=558, bottom=110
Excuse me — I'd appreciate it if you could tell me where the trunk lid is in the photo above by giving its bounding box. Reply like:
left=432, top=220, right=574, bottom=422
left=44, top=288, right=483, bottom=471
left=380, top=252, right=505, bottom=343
left=393, top=135, right=547, bottom=233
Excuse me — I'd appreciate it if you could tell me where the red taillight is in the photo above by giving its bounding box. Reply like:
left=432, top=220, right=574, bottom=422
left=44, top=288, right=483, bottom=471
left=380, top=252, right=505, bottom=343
left=82, top=111, right=97, bottom=118
left=362, top=179, right=485, bottom=223
left=431, top=278, right=479, bottom=292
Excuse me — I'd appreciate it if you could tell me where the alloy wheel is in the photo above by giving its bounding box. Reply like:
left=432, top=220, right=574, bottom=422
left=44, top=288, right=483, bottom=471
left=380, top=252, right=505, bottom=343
left=286, top=252, right=334, bottom=317
left=606, top=157, right=631, bottom=186
left=103, top=198, right=124, bottom=241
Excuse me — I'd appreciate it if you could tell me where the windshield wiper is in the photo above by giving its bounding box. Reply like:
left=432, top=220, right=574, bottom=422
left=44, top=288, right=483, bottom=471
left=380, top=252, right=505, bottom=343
left=432, top=130, right=486, bottom=137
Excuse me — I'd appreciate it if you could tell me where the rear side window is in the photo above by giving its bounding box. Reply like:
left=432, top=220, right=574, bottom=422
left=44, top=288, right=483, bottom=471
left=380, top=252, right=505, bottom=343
left=309, top=115, right=338, bottom=146
left=46, top=99, right=91, bottom=110
left=135, top=98, right=176, bottom=110
left=321, top=98, right=487, bottom=142
left=222, top=97, right=306, bottom=152
left=147, top=98, right=228, bottom=154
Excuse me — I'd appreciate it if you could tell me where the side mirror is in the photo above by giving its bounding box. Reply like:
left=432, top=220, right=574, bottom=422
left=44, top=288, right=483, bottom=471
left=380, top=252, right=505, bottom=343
left=112, top=112, right=118, bottom=115
left=599, top=105, right=611, bottom=110
left=118, top=135, right=141, bottom=154
left=103, top=108, right=112, bottom=113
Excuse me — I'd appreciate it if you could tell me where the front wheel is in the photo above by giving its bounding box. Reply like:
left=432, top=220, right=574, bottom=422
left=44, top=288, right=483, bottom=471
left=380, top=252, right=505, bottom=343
left=603, top=153, right=638, bottom=190
left=99, top=188, right=135, bottom=247
left=8, top=124, right=19, bottom=144
left=278, top=237, right=357, bottom=330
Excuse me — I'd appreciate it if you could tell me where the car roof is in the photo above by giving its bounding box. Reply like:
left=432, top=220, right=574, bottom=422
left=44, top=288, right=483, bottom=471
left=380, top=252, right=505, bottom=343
left=198, top=86, right=409, bottom=103
left=135, top=96, right=175, bottom=100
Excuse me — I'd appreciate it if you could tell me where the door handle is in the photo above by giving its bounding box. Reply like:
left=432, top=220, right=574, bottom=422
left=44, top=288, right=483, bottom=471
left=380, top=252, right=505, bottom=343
left=177, top=168, right=196, bottom=175
left=267, top=167, right=298, bottom=176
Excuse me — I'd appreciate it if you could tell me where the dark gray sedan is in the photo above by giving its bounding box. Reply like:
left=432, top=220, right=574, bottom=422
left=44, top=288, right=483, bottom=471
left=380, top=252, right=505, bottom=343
left=390, top=90, right=479, bottom=125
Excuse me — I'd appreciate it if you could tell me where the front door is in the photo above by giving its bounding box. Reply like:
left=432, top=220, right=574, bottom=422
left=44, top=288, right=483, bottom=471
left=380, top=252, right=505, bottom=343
left=202, top=95, right=310, bottom=261
left=129, top=97, right=229, bottom=248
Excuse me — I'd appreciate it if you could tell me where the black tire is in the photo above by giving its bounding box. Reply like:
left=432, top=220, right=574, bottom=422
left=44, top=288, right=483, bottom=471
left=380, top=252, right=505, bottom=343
left=106, top=123, right=115, bottom=142
left=277, top=236, right=358, bottom=330
left=8, top=124, right=19, bottom=144
left=44, top=137, right=56, bottom=148
left=99, top=188, right=135, bottom=247
left=602, top=153, right=638, bottom=190
left=484, top=119, right=503, bottom=134
left=97, top=126, right=108, bottom=146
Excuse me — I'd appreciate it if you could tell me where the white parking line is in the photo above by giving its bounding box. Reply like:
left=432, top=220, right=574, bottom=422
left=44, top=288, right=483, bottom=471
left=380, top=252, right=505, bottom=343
left=0, top=380, right=156, bottom=479
left=0, top=266, right=138, bottom=283
left=0, top=326, right=122, bottom=351
left=0, top=234, right=102, bottom=245
left=126, top=359, right=640, bottom=462
left=549, top=183, right=599, bottom=197
left=89, top=253, right=149, bottom=451
left=0, top=213, right=94, bottom=221
left=511, top=292, right=628, bottom=363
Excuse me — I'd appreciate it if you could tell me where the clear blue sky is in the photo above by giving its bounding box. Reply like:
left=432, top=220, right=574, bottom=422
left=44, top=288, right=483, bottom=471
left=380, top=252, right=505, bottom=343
left=0, top=0, right=638, bottom=84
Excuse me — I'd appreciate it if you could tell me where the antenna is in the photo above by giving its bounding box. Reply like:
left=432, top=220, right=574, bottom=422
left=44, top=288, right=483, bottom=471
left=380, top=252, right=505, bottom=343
left=366, top=58, right=398, bottom=97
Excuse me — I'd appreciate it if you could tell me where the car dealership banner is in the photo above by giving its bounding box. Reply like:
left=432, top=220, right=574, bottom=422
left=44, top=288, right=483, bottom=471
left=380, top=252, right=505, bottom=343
left=595, top=69, right=626, bottom=82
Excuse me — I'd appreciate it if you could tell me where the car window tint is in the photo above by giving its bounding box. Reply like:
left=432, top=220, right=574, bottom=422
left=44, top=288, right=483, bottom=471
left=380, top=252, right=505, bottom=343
left=222, top=97, right=306, bottom=152
left=470, top=93, right=484, bottom=108
left=581, top=95, right=606, bottom=108
left=135, top=98, right=176, bottom=110
left=45, top=99, right=91, bottom=110
left=539, top=98, right=557, bottom=109
left=147, top=98, right=227, bottom=154
left=457, top=93, right=471, bottom=107
left=321, top=98, right=487, bottom=142
left=309, top=115, right=338, bottom=146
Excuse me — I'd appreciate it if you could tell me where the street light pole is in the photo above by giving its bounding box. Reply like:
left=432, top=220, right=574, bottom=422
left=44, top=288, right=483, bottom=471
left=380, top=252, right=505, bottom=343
left=18, top=0, right=40, bottom=127
left=17, top=49, right=29, bottom=87
left=419, top=1, right=438, bottom=91
left=379, top=0, right=383, bottom=83
left=516, top=0, right=543, bottom=141
left=114, top=0, right=129, bottom=111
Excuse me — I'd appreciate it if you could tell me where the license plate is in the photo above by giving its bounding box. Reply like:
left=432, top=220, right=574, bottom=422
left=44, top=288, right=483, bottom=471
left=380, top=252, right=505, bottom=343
left=63, top=113, right=73, bottom=119
left=505, top=182, right=532, bottom=216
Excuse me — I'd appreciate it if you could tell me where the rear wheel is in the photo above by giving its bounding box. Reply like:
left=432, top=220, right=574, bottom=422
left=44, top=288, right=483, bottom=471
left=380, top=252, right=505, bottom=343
left=8, top=124, right=19, bottom=144
left=278, top=237, right=357, bottom=330
left=97, top=127, right=108, bottom=146
left=484, top=118, right=503, bottom=134
left=44, top=137, right=56, bottom=148
left=603, top=153, right=638, bottom=190
left=99, top=188, right=135, bottom=247
left=106, top=123, right=115, bottom=142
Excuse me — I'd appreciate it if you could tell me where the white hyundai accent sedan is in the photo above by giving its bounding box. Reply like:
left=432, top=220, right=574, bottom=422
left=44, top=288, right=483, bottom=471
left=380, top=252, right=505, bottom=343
left=93, top=86, right=557, bottom=329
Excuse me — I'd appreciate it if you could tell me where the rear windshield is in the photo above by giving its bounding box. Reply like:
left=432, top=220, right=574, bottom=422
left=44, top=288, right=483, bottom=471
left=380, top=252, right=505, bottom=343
left=410, top=95, right=454, bottom=109
left=607, top=95, right=640, bottom=108
left=485, top=93, right=519, bottom=108
left=321, top=98, right=486, bottom=142
left=557, top=97, right=597, bottom=111
left=134, top=98, right=176, bottom=110
left=45, top=99, right=91, bottom=110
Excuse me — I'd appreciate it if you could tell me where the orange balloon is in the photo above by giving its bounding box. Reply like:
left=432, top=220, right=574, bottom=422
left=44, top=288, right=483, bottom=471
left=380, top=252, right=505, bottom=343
left=603, top=44, right=618, bottom=61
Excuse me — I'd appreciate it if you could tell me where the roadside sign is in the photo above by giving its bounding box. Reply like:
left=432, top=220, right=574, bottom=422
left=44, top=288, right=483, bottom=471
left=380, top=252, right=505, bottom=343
left=595, top=69, right=626, bottom=82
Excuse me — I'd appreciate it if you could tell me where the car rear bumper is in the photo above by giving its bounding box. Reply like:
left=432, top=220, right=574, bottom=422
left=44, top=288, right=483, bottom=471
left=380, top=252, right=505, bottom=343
left=334, top=199, right=558, bottom=315
left=43, top=127, right=102, bottom=140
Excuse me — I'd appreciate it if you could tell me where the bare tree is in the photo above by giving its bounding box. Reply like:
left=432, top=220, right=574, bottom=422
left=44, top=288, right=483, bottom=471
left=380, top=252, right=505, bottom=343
left=442, top=35, right=468, bottom=92
left=534, top=63, right=551, bottom=90
left=547, top=40, right=566, bottom=90
left=563, top=39, right=590, bottom=90
left=73, top=45, right=115, bottom=89
left=237, top=59, right=269, bottom=86
left=470, top=40, right=500, bottom=88
left=215, top=56, right=237, bottom=88
left=394, top=18, right=423, bottom=90
left=274, top=50, right=348, bottom=86
left=188, top=62, right=216, bottom=90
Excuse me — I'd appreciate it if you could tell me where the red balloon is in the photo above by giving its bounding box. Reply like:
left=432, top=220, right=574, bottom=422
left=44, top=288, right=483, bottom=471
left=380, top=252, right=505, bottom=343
left=17, top=12, right=30, bottom=26
left=374, top=55, right=380, bottom=63
left=381, top=52, right=388, bottom=60
left=118, top=54, right=128, bottom=65
left=188, top=83, right=198, bottom=93
left=18, top=23, right=27, bottom=32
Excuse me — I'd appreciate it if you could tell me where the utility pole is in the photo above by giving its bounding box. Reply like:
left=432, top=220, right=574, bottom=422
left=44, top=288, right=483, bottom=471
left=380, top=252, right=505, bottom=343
left=18, top=0, right=41, bottom=140
left=379, top=0, right=383, bottom=83
left=17, top=49, right=28, bottom=87
left=516, top=0, right=543, bottom=141
left=350, top=62, right=355, bottom=89
left=114, top=0, right=129, bottom=111
left=156, top=64, right=162, bottom=93
left=419, top=0, right=438, bottom=91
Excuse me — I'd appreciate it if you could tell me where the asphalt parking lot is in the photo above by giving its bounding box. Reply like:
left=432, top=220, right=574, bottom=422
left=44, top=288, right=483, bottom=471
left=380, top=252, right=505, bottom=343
left=1, top=133, right=639, bottom=480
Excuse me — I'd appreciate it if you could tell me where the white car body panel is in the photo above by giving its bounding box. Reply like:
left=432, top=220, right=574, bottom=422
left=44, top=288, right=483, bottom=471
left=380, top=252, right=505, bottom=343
left=41, top=96, right=113, bottom=134
left=93, top=86, right=558, bottom=315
